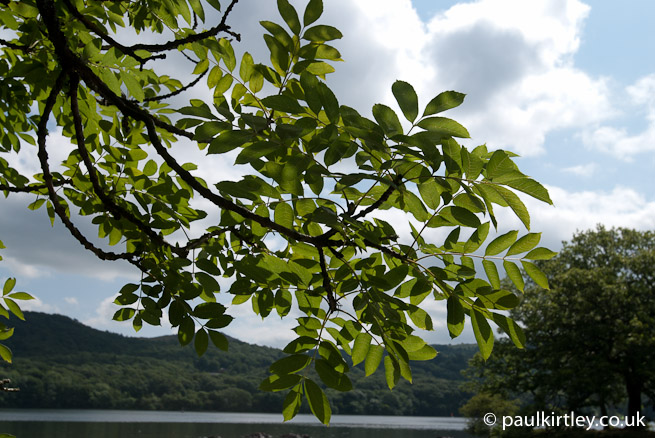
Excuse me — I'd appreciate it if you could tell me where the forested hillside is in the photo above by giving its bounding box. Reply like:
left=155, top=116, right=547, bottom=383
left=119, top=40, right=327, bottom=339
left=0, top=312, right=475, bottom=416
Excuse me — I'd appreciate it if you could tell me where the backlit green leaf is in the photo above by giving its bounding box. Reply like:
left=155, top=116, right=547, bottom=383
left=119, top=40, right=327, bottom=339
left=482, top=260, right=501, bottom=289
left=417, top=117, right=470, bottom=138
left=485, top=230, right=518, bottom=256
left=522, top=261, right=549, bottom=289
left=282, top=386, right=303, bottom=421
left=364, top=344, right=384, bottom=376
left=194, top=328, right=209, bottom=356
left=471, top=308, right=493, bottom=360
left=447, top=295, right=465, bottom=338
left=423, top=91, right=466, bottom=116
left=304, top=379, right=331, bottom=425
left=303, top=25, right=343, bottom=42
left=303, top=0, right=323, bottom=26
left=392, top=80, right=419, bottom=123
left=503, top=260, right=525, bottom=292
left=506, top=233, right=541, bottom=256
left=351, top=332, right=372, bottom=366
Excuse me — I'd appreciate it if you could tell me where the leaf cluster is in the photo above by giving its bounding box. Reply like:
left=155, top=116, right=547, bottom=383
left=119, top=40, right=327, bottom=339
left=0, top=0, right=554, bottom=423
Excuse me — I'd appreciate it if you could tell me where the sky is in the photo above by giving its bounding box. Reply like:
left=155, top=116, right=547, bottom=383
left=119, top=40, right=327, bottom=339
left=1, top=0, right=654, bottom=349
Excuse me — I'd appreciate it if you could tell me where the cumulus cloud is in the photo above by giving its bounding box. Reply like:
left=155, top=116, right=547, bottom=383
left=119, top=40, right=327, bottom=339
left=561, top=162, right=598, bottom=177
left=582, top=73, right=655, bottom=158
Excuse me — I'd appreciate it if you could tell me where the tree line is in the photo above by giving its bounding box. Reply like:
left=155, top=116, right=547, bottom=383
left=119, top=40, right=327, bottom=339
left=1, top=312, right=475, bottom=416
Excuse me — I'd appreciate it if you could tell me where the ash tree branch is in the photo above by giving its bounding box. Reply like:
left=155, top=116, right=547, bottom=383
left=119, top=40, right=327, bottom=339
left=0, top=37, right=33, bottom=53
left=33, top=0, right=411, bottom=265
left=0, top=178, right=71, bottom=193
left=124, top=0, right=242, bottom=53
left=68, top=72, right=187, bottom=258
left=36, top=70, right=139, bottom=265
left=318, top=246, right=338, bottom=312
left=143, top=69, right=207, bottom=102
left=60, top=0, right=165, bottom=66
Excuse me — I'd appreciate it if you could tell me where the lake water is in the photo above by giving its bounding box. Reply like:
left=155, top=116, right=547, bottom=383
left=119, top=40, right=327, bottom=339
left=0, top=410, right=474, bottom=438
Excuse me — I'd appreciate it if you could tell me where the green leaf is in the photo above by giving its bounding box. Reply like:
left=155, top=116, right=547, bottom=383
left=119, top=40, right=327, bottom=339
left=471, top=308, right=493, bottom=360
left=506, top=233, right=541, bottom=256
left=318, top=82, right=340, bottom=124
left=409, top=307, right=433, bottom=330
left=274, top=202, right=294, bottom=229
left=0, top=327, right=14, bottom=341
left=315, top=359, right=352, bottom=391
left=372, top=104, right=403, bottom=137
left=303, top=25, right=343, bottom=42
left=506, top=178, right=552, bottom=204
left=262, top=95, right=304, bottom=114
left=239, top=52, right=255, bottom=81
left=208, top=330, right=229, bottom=351
left=392, top=80, right=419, bottom=123
left=491, top=313, right=526, bottom=349
left=193, top=302, right=225, bottom=319
left=123, top=74, right=144, bottom=101
left=270, top=354, right=313, bottom=375
left=418, top=178, right=442, bottom=210
left=503, top=260, right=525, bottom=292
left=178, top=317, right=195, bottom=346
left=485, top=150, right=520, bottom=180
left=2, top=278, right=16, bottom=295
left=260, top=374, right=303, bottom=392
left=482, top=260, right=501, bottom=289
left=525, top=247, right=557, bottom=260
left=0, top=343, right=12, bottom=363
left=423, top=91, right=466, bottom=116
left=194, top=328, right=209, bottom=356
left=447, top=295, right=465, bottom=338
left=282, top=386, right=303, bottom=421
left=364, top=344, right=384, bottom=376
left=485, top=230, right=518, bottom=256
left=351, top=332, right=372, bottom=366
left=522, top=261, right=549, bottom=289
left=284, top=336, right=318, bottom=354
left=303, top=0, right=323, bottom=26
left=112, top=308, right=135, bottom=322
left=277, top=0, right=302, bottom=35
left=463, top=222, right=490, bottom=253
left=491, top=185, right=531, bottom=229
left=417, top=117, right=470, bottom=138
left=384, top=355, right=400, bottom=389
left=304, top=379, right=331, bottom=425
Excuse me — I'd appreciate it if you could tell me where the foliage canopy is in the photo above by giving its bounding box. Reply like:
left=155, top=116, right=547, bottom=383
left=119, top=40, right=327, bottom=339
left=0, top=0, right=553, bottom=422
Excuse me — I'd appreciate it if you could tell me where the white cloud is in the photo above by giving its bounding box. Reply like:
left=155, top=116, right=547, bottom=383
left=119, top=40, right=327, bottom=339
left=561, top=162, right=597, bottom=177
left=64, top=297, right=79, bottom=306
left=525, top=185, right=655, bottom=249
left=19, top=295, right=59, bottom=314
left=582, top=73, right=655, bottom=158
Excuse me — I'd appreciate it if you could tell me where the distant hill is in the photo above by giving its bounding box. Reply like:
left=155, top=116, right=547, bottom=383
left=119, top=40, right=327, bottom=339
left=0, top=312, right=477, bottom=416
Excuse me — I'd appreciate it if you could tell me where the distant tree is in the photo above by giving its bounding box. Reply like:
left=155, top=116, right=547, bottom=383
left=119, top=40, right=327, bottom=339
left=0, top=0, right=553, bottom=423
left=464, top=226, right=655, bottom=425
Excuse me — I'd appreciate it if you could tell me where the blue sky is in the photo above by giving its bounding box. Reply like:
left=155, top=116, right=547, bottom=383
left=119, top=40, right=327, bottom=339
left=1, top=0, right=654, bottom=348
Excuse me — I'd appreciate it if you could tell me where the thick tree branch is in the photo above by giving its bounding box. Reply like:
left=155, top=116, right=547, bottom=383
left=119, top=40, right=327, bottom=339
left=36, top=0, right=193, bottom=140
left=37, top=70, right=138, bottom=264
left=0, top=37, right=33, bottom=53
left=33, top=0, right=408, bottom=264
